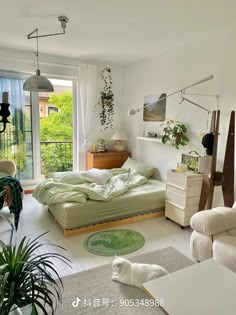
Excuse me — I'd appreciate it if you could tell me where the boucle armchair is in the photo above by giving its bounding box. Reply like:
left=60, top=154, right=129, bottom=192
left=190, top=203, right=236, bottom=272
left=0, top=160, right=17, bottom=177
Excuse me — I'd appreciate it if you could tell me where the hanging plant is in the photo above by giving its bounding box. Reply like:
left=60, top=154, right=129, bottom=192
left=98, top=68, right=114, bottom=130
left=161, top=119, right=189, bottom=149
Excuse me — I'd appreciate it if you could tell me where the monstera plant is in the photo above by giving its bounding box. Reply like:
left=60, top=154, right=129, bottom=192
left=161, top=120, right=189, bottom=149
left=0, top=232, right=71, bottom=315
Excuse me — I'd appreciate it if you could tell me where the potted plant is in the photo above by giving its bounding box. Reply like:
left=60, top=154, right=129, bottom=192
left=0, top=232, right=71, bottom=315
left=97, top=68, right=114, bottom=130
left=161, top=120, right=189, bottom=149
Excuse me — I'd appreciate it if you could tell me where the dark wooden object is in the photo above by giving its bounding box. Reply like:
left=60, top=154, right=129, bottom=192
left=199, top=110, right=235, bottom=210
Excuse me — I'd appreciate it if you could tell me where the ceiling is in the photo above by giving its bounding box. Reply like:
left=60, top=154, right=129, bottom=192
left=0, top=0, right=236, bottom=65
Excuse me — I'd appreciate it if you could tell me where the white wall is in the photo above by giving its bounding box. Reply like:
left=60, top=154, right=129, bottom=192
left=123, top=31, right=236, bottom=206
left=0, top=47, right=125, bottom=170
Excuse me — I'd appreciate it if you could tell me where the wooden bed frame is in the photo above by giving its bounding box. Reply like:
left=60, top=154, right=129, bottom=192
left=48, top=208, right=165, bottom=238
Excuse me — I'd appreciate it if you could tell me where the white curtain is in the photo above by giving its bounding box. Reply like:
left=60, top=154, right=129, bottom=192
left=79, top=64, right=97, bottom=151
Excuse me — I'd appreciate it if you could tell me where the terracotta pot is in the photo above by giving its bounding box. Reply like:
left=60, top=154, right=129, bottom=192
left=175, top=133, right=183, bottom=141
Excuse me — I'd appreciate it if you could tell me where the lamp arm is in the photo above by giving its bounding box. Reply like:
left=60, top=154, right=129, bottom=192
left=181, top=97, right=211, bottom=113
left=27, top=16, right=68, bottom=40
left=128, top=75, right=213, bottom=115
left=28, top=30, right=66, bottom=39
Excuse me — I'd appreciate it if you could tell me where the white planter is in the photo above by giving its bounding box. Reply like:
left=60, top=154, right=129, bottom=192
left=10, top=304, right=32, bottom=315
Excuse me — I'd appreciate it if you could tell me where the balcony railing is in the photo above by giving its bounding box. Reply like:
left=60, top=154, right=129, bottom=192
left=40, top=141, right=73, bottom=178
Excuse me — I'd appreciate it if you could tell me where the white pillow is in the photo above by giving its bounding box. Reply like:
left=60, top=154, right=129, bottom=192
left=81, top=168, right=113, bottom=185
left=121, top=157, right=155, bottom=178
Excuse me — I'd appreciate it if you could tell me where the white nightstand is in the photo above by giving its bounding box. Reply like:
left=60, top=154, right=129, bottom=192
left=165, top=170, right=203, bottom=228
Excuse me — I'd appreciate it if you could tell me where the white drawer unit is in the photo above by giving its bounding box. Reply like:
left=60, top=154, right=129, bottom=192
left=165, top=170, right=203, bottom=228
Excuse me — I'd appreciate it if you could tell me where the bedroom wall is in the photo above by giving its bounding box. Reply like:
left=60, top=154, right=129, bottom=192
left=0, top=47, right=125, bottom=170
left=123, top=31, right=236, bottom=207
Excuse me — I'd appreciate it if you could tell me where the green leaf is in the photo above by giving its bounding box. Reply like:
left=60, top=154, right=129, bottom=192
left=0, top=232, right=71, bottom=314
left=161, top=119, right=189, bottom=149
left=31, top=304, right=38, bottom=315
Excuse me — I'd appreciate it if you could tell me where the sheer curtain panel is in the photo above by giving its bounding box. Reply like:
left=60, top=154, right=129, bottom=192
left=78, top=64, right=97, bottom=151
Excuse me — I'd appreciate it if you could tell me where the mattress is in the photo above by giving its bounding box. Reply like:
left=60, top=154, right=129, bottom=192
left=49, top=179, right=166, bottom=230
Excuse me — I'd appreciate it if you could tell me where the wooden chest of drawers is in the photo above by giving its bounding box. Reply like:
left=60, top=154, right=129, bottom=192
left=86, top=151, right=131, bottom=170
left=165, top=170, right=203, bottom=228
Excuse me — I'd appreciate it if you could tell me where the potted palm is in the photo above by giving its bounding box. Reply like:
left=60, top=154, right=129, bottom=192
left=0, top=232, right=71, bottom=315
left=161, top=120, right=189, bottom=149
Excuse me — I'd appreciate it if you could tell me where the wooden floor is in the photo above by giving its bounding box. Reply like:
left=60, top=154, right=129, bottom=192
left=0, top=194, right=194, bottom=278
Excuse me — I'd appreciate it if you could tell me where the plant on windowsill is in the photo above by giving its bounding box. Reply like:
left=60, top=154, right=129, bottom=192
left=161, top=120, right=189, bottom=149
left=97, top=68, right=114, bottom=131
left=0, top=232, right=71, bottom=315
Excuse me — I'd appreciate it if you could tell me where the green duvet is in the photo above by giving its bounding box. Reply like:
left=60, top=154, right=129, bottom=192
left=32, top=169, right=147, bottom=205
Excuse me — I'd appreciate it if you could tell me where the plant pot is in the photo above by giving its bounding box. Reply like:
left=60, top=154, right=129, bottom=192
left=175, top=133, right=183, bottom=141
left=10, top=304, right=32, bottom=315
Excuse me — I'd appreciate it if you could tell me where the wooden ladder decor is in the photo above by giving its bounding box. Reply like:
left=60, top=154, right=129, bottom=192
left=198, top=110, right=235, bottom=210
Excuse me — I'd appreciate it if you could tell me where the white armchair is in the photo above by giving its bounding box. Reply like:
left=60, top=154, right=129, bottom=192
left=0, top=160, right=17, bottom=177
left=190, top=203, right=236, bottom=272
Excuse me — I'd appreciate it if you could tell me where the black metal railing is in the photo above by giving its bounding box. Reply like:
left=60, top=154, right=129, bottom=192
left=40, top=141, right=73, bottom=178
left=0, top=134, right=73, bottom=179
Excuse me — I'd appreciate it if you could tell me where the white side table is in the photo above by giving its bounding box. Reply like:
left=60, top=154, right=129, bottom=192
left=165, top=170, right=203, bottom=228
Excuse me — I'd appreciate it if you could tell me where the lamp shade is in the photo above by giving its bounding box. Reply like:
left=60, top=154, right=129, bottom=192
left=111, top=130, right=128, bottom=141
left=23, top=70, right=54, bottom=92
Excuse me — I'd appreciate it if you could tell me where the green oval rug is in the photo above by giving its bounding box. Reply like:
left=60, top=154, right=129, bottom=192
left=84, top=229, right=145, bottom=256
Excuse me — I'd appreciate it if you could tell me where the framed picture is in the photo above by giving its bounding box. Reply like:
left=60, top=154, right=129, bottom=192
left=143, top=93, right=166, bottom=122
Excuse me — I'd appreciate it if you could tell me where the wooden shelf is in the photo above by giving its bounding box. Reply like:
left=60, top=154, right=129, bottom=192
left=137, top=136, right=162, bottom=143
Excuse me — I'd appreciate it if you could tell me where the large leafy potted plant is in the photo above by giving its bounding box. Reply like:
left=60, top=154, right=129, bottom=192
left=0, top=232, right=70, bottom=315
left=161, top=120, right=189, bottom=149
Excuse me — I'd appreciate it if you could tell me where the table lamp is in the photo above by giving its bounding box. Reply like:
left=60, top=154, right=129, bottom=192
left=111, top=130, right=128, bottom=151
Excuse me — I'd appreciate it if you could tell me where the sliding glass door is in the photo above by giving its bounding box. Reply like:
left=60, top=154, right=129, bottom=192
left=0, top=75, right=37, bottom=186
left=0, top=74, right=75, bottom=185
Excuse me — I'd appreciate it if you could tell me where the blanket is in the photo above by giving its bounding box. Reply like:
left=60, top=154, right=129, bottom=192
left=32, top=169, right=147, bottom=205
left=0, top=176, right=23, bottom=230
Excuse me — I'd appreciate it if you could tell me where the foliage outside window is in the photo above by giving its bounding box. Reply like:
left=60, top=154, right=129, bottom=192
left=98, top=68, right=114, bottom=130
left=161, top=120, right=189, bottom=149
left=40, top=91, right=73, bottom=177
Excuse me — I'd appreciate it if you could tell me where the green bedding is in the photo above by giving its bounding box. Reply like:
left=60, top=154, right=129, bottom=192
left=33, top=169, right=147, bottom=205
left=49, top=179, right=166, bottom=230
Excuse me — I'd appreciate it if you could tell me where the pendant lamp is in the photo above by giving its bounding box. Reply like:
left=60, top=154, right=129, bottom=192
left=23, top=30, right=54, bottom=92
left=23, top=16, right=69, bottom=92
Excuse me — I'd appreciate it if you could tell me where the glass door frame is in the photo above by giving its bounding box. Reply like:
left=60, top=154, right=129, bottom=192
left=0, top=70, right=79, bottom=186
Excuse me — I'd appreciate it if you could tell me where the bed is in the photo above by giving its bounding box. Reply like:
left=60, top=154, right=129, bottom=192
left=33, top=159, right=166, bottom=237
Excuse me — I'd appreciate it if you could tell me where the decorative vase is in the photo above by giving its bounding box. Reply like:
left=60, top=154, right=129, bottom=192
left=97, top=143, right=106, bottom=152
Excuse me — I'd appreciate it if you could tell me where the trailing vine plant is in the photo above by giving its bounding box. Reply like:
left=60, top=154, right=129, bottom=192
left=98, top=67, right=114, bottom=130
